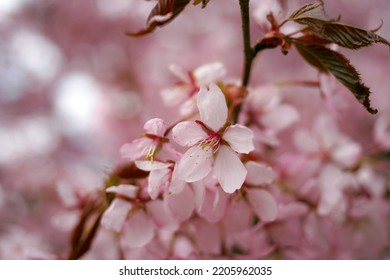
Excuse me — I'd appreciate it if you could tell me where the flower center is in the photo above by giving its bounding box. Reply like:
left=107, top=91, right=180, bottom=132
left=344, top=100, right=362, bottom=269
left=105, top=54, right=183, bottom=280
left=199, top=132, right=222, bottom=153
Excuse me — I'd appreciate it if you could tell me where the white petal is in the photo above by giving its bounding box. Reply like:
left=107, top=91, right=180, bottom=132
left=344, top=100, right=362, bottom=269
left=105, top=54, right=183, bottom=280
left=179, top=97, right=197, bottom=116
left=176, top=146, right=213, bottom=182
left=148, top=168, right=170, bottom=199
left=169, top=164, right=186, bottom=194
left=193, top=62, right=226, bottom=85
left=247, top=189, right=278, bottom=222
left=192, top=180, right=205, bottom=212
left=197, top=84, right=227, bottom=131
left=161, top=86, right=189, bottom=106
left=121, top=210, right=154, bottom=248
left=135, top=160, right=171, bottom=171
left=245, top=161, right=276, bottom=185
left=143, top=118, right=166, bottom=136
left=106, top=184, right=138, bottom=198
left=120, top=138, right=154, bottom=161
left=223, top=124, right=254, bottom=154
left=172, top=121, right=207, bottom=147
left=165, top=187, right=195, bottom=223
left=261, top=105, right=299, bottom=131
left=101, top=198, right=131, bottom=232
left=214, top=145, right=247, bottom=193
left=331, top=141, right=362, bottom=168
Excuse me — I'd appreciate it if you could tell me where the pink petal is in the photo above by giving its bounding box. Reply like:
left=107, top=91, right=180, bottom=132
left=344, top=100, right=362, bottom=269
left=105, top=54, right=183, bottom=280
left=293, top=129, right=318, bottom=153
left=120, top=138, right=154, bottom=161
left=331, top=141, right=362, bottom=168
left=224, top=198, right=252, bottom=234
left=106, top=184, right=138, bottom=198
left=192, top=180, right=205, bottom=212
left=193, top=62, right=226, bottom=85
left=161, top=86, right=189, bottom=106
left=121, top=210, right=154, bottom=248
left=245, top=161, right=276, bottom=185
left=261, top=104, right=299, bottom=131
left=135, top=160, right=171, bottom=171
left=101, top=198, right=132, bottom=232
left=214, top=145, right=247, bottom=193
left=172, top=121, right=207, bottom=147
left=197, top=187, right=228, bottom=223
left=175, top=146, right=213, bottom=182
left=143, top=118, right=166, bottom=136
left=193, top=219, right=221, bottom=254
left=374, top=115, right=390, bottom=149
left=147, top=200, right=178, bottom=231
left=179, top=97, right=197, bottom=116
left=168, top=64, right=191, bottom=83
left=165, top=187, right=195, bottom=223
left=223, top=124, right=254, bottom=154
left=148, top=168, right=170, bottom=199
left=169, top=164, right=186, bottom=194
left=197, top=84, right=227, bottom=131
left=247, top=189, right=278, bottom=222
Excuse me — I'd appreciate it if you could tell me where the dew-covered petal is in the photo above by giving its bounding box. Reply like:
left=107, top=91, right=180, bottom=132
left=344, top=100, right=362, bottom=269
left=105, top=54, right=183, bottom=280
left=193, top=62, right=226, bottom=86
left=223, top=124, right=254, bottom=154
left=120, top=138, right=155, bottom=161
left=106, top=184, right=139, bottom=198
left=135, top=160, right=171, bottom=171
left=121, top=210, right=154, bottom=248
left=175, top=146, right=213, bottom=182
left=172, top=121, right=207, bottom=147
left=144, top=118, right=166, bottom=136
left=247, top=189, right=278, bottom=222
left=197, top=84, right=227, bottom=131
left=214, top=145, right=247, bottom=193
left=245, top=161, right=276, bottom=186
left=101, top=198, right=132, bottom=232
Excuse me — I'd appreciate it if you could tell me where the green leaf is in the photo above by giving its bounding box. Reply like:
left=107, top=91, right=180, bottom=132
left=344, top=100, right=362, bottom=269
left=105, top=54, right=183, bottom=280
left=293, top=41, right=378, bottom=114
left=126, top=0, right=191, bottom=36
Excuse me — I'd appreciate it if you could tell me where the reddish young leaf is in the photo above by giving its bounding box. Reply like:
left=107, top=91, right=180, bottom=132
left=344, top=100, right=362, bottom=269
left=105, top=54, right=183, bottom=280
left=297, top=18, right=390, bottom=50
left=293, top=41, right=378, bottom=114
left=126, top=0, right=191, bottom=37
left=193, top=0, right=211, bottom=8
left=288, top=0, right=390, bottom=50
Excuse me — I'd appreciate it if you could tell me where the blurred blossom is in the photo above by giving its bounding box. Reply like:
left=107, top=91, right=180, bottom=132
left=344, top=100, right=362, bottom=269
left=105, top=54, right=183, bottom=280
left=53, top=71, right=103, bottom=136
left=10, top=29, right=63, bottom=83
left=0, top=0, right=389, bottom=260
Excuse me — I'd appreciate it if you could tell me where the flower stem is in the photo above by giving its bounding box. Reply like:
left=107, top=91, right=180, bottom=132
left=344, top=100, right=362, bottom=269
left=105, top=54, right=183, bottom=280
left=239, top=0, right=254, bottom=88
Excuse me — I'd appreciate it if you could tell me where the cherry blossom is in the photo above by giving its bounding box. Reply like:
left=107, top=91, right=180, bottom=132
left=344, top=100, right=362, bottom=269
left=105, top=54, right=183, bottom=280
left=120, top=118, right=169, bottom=162
left=161, top=62, right=226, bottom=116
left=172, top=84, right=254, bottom=193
